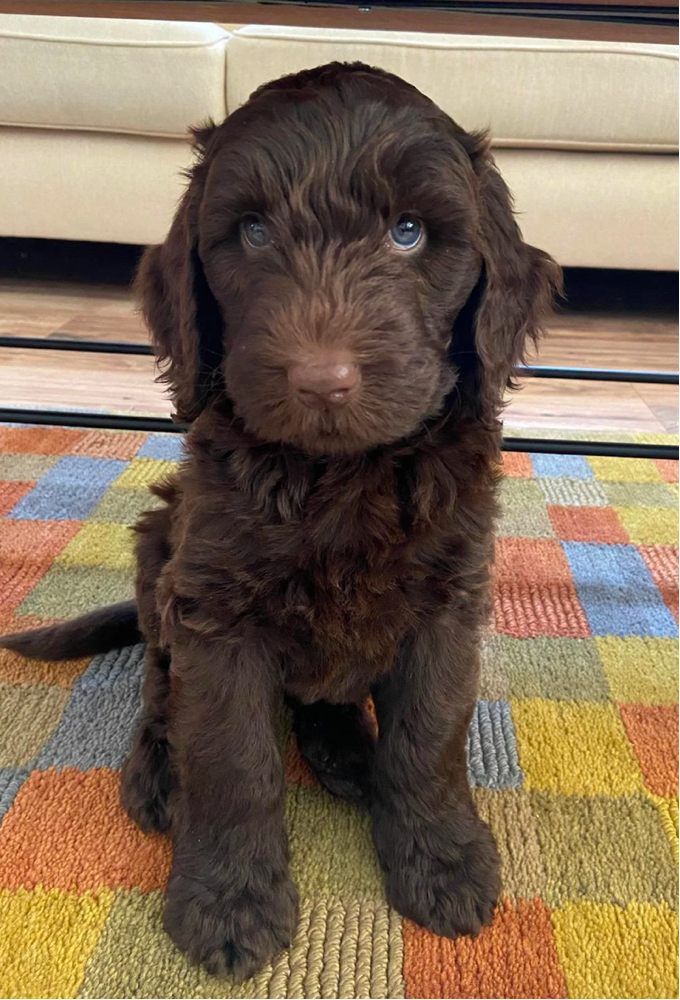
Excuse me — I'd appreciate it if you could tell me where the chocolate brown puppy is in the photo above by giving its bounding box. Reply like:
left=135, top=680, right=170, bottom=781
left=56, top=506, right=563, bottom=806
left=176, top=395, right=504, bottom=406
left=1, top=62, right=560, bottom=978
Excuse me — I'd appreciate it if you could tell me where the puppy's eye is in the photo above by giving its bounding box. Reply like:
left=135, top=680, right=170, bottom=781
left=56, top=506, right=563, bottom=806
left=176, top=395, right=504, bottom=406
left=241, top=216, right=271, bottom=249
left=388, top=214, right=424, bottom=250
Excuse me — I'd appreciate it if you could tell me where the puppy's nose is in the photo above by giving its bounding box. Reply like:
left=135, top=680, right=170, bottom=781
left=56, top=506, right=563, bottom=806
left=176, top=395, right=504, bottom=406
left=289, top=355, right=360, bottom=408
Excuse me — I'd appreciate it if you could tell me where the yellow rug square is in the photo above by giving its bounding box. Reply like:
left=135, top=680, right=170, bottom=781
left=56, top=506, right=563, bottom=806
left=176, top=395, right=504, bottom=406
left=512, top=699, right=644, bottom=795
left=588, top=457, right=663, bottom=483
left=56, top=522, right=135, bottom=571
left=552, top=901, right=679, bottom=1000
left=615, top=506, right=678, bottom=545
left=0, top=887, right=113, bottom=1000
left=596, top=636, right=678, bottom=704
left=114, top=458, right=177, bottom=489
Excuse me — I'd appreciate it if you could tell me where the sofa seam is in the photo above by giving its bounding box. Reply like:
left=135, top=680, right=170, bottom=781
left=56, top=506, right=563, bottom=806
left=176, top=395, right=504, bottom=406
left=1, top=121, right=676, bottom=152
left=230, top=31, right=678, bottom=62
left=0, top=32, right=231, bottom=49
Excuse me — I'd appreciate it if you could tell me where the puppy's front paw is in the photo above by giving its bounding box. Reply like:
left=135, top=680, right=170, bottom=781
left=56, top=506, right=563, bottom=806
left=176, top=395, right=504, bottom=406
left=164, top=865, right=299, bottom=979
left=376, top=809, right=501, bottom=938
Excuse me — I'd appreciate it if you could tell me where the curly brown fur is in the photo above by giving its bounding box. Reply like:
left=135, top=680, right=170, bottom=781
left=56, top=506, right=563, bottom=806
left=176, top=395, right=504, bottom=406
left=0, top=61, right=560, bottom=978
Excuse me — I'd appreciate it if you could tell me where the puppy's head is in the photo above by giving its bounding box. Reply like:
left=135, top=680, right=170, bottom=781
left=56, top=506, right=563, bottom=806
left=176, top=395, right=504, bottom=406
left=137, top=62, right=561, bottom=455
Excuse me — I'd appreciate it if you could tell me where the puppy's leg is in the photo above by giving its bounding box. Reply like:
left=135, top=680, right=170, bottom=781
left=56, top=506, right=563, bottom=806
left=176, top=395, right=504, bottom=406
left=120, top=645, right=174, bottom=832
left=371, top=614, right=501, bottom=937
left=164, top=638, right=298, bottom=979
left=290, top=699, right=376, bottom=807
left=121, top=503, right=175, bottom=832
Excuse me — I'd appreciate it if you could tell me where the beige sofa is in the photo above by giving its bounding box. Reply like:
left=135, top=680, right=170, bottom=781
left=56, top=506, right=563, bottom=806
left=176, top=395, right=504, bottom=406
left=0, top=14, right=677, bottom=270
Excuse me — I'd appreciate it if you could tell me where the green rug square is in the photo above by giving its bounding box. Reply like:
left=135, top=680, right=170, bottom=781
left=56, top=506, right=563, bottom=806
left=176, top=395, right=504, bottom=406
left=531, top=791, right=678, bottom=908
left=481, top=636, right=609, bottom=702
left=603, top=481, right=678, bottom=510
left=497, top=504, right=555, bottom=539
left=18, top=564, right=134, bottom=619
left=473, top=789, right=546, bottom=901
left=286, top=785, right=383, bottom=899
left=499, top=478, right=547, bottom=508
left=0, top=454, right=59, bottom=481
left=90, top=487, right=164, bottom=525
left=0, top=683, right=70, bottom=767
left=78, top=889, right=250, bottom=1000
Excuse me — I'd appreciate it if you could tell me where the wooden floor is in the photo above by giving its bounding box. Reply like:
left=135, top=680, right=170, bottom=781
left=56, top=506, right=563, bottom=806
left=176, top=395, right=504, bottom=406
left=0, top=261, right=677, bottom=435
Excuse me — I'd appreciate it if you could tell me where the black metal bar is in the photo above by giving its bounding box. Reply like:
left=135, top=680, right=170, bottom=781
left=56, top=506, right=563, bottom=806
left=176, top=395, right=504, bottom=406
left=516, top=364, right=679, bottom=385
left=0, top=336, right=153, bottom=356
left=0, top=407, right=677, bottom=459
left=2, top=336, right=678, bottom=386
left=0, top=408, right=186, bottom=434
left=503, top=437, right=678, bottom=460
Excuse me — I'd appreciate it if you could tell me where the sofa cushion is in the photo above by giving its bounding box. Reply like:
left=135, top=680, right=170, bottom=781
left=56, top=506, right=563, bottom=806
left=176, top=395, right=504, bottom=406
left=0, top=15, right=229, bottom=137
left=227, top=26, right=679, bottom=152
left=0, top=127, right=194, bottom=245
left=494, top=149, right=678, bottom=269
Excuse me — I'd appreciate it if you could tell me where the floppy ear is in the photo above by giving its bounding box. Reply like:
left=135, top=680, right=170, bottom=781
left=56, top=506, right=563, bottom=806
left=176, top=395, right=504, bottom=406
left=467, top=136, right=562, bottom=420
left=135, top=124, right=224, bottom=423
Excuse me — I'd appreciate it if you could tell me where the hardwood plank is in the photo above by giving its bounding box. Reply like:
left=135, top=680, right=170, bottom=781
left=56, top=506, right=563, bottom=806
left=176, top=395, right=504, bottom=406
left=0, top=279, right=147, bottom=343
left=0, top=279, right=131, bottom=302
left=0, top=346, right=169, bottom=415
left=55, top=312, right=147, bottom=343
left=633, top=383, right=679, bottom=433
left=505, top=376, right=669, bottom=432
left=534, top=317, right=679, bottom=372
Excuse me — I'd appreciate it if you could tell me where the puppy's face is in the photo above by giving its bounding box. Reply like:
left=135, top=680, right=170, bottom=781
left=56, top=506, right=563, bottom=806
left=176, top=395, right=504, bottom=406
left=198, top=73, right=482, bottom=455
left=138, top=64, right=559, bottom=453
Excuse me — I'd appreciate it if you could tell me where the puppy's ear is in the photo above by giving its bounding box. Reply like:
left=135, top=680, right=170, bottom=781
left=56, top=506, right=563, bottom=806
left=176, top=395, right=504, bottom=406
left=135, top=123, right=223, bottom=422
left=465, top=134, right=562, bottom=419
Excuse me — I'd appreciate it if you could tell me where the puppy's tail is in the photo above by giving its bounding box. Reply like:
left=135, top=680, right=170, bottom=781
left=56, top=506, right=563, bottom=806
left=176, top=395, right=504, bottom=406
left=0, top=600, right=141, bottom=661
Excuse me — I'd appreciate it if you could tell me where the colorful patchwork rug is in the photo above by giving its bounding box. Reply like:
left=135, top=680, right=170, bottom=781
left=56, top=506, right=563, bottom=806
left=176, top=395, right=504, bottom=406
left=0, top=424, right=677, bottom=1000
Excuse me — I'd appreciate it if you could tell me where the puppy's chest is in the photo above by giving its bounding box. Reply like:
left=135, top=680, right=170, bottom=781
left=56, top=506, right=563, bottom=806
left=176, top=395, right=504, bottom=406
left=186, top=477, right=464, bottom=642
